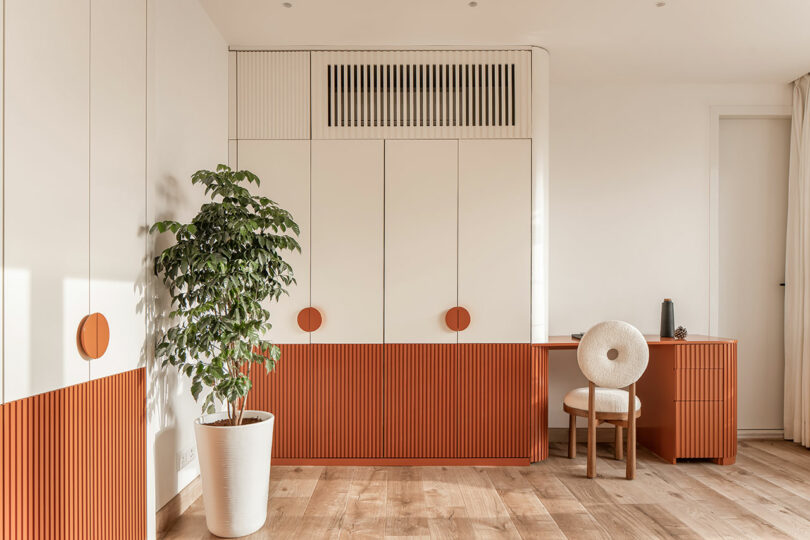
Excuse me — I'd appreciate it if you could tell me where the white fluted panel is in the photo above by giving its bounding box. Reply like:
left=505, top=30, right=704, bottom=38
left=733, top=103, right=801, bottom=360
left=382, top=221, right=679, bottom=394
left=237, top=51, right=310, bottom=139
left=311, top=50, right=530, bottom=139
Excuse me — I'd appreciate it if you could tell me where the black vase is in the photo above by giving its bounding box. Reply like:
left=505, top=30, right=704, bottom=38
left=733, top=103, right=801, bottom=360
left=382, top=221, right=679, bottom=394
left=660, top=299, right=675, bottom=338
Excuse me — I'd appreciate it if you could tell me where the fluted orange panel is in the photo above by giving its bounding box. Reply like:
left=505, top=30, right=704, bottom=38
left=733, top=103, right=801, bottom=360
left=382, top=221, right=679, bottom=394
left=0, top=368, right=146, bottom=540
left=311, top=344, right=383, bottom=458
left=675, top=401, right=723, bottom=458
left=385, top=344, right=457, bottom=458
left=1, top=380, right=90, bottom=539
left=723, top=345, right=738, bottom=461
left=675, top=343, right=727, bottom=369
left=675, top=368, right=723, bottom=401
left=248, top=344, right=311, bottom=458
left=530, top=346, right=548, bottom=462
left=457, top=344, right=530, bottom=458
left=89, top=368, right=146, bottom=540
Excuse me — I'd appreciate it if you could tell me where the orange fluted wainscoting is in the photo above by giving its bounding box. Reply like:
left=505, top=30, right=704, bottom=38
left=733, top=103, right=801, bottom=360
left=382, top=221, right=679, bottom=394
left=249, top=344, right=534, bottom=465
left=0, top=368, right=146, bottom=540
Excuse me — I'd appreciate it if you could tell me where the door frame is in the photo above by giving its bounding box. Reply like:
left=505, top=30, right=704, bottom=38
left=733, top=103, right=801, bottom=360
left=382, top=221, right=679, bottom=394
left=708, top=106, right=791, bottom=336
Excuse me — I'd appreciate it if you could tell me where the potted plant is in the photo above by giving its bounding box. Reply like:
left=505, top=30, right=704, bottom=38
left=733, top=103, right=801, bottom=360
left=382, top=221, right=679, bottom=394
left=151, top=164, right=300, bottom=537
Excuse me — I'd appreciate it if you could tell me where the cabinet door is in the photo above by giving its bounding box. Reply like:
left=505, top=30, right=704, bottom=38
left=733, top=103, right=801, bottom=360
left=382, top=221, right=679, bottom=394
left=237, top=141, right=311, bottom=344
left=457, top=344, right=530, bottom=457
left=4, top=0, right=90, bottom=401
left=384, top=344, right=458, bottom=458
left=311, top=141, right=383, bottom=344
left=458, top=140, right=531, bottom=343
left=89, top=0, right=147, bottom=380
left=248, top=344, right=312, bottom=458
left=385, top=140, right=458, bottom=344
left=311, top=344, right=383, bottom=458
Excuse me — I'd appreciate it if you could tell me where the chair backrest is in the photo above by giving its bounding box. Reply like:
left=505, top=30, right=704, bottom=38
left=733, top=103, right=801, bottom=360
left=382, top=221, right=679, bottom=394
left=577, top=321, right=649, bottom=389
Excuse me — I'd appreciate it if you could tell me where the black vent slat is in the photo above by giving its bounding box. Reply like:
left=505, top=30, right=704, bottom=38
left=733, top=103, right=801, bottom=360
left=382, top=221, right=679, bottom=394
left=326, top=62, right=518, bottom=129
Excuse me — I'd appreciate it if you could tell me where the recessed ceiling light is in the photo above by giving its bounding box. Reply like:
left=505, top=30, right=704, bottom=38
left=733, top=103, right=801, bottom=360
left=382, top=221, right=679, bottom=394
left=468, top=1, right=478, bottom=7
left=282, top=2, right=293, bottom=7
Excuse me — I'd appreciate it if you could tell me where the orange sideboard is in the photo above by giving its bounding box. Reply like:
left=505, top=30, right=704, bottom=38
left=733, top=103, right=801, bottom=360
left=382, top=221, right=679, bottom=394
left=249, top=343, right=532, bottom=465
left=0, top=368, right=146, bottom=539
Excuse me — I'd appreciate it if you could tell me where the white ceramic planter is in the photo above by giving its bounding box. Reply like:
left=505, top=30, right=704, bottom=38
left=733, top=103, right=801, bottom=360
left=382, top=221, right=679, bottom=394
left=194, top=410, right=275, bottom=537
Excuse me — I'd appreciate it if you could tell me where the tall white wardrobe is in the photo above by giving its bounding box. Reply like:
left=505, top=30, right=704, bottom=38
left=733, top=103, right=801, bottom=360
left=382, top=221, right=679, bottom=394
left=231, top=49, right=548, bottom=461
left=231, top=49, right=539, bottom=347
left=1, top=0, right=148, bottom=536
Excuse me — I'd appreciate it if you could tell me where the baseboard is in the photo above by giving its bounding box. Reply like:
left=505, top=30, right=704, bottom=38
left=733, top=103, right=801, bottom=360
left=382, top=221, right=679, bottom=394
left=738, top=429, right=784, bottom=440
left=549, top=427, right=622, bottom=444
left=156, top=475, right=202, bottom=538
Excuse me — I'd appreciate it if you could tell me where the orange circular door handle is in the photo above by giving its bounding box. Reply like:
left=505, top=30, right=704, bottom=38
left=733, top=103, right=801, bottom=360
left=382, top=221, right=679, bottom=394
left=78, top=313, right=110, bottom=359
left=297, top=307, right=322, bottom=332
left=445, top=307, right=471, bottom=331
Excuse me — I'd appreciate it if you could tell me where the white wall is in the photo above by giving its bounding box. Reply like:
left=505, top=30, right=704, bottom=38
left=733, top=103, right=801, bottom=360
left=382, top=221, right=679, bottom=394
left=547, top=82, right=792, bottom=430
left=146, top=0, right=228, bottom=531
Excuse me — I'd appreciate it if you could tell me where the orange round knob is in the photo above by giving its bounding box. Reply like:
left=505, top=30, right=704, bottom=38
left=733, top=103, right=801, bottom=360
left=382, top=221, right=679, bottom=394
left=78, top=313, right=110, bottom=359
left=445, top=307, right=471, bottom=332
left=297, top=307, right=322, bottom=332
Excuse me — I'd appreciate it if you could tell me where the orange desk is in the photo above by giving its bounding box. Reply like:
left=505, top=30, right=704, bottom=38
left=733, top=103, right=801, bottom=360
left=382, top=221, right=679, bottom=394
left=533, top=335, right=737, bottom=464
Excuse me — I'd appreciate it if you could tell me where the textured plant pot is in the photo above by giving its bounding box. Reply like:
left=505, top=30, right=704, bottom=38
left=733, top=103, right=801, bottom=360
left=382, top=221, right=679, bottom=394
left=194, top=410, right=274, bottom=537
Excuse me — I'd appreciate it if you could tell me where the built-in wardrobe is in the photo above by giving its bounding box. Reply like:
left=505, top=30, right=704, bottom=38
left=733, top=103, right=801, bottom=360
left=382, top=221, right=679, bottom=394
left=231, top=49, right=548, bottom=463
left=0, top=0, right=147, bottom=536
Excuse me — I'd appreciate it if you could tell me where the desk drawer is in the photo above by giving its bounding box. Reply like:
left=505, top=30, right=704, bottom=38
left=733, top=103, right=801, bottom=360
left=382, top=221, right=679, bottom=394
left=676, top=401, right=723, bottom=458
left=675, top=343, right=734, bottom=369
left=675, top=368, right=723, bottom=401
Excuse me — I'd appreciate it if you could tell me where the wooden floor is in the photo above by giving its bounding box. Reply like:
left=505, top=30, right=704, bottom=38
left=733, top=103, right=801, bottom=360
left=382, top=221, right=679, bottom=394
left=162, top=440, right=810, bottom=539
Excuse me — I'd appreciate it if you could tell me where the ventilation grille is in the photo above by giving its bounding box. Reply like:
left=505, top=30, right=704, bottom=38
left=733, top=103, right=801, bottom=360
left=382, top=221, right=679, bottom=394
left=326, top=63, right=517, bottom=128
left=312, top=51, right=530, bottom=139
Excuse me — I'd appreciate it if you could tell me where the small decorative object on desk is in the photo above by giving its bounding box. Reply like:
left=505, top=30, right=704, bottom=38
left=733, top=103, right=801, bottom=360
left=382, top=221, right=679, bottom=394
left=660, top=298, right=675, bottom=338
left=674, top=326, right=688, bottom=339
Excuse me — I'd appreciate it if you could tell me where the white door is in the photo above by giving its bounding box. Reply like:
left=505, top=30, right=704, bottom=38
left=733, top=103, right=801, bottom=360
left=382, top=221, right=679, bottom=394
left=237, top=140, right=311, bottom=344
left=458, top=140, right=531, bottom=343
left=311, top=140, right=384, bottom=344
left=4, top=0, right=91, bottom=401
left=719, top=117, right=790, bottom=431
left=89, top=0, right=147, bottom=380
left=385, top=140, right=458, bottom=343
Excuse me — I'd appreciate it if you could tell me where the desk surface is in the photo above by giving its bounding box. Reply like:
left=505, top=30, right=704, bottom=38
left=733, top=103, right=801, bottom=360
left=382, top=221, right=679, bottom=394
left=536, top=334, right=737, bottom=349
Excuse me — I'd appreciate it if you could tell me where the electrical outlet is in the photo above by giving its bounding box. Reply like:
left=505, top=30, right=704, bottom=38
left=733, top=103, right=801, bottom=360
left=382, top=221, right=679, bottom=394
left=176, top=447, right=196, bottom=471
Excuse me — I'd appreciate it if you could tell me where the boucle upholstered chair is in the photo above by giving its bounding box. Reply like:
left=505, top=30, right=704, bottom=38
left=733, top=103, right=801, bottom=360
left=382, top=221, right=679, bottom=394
left=564, top=321, right=649, bottom=479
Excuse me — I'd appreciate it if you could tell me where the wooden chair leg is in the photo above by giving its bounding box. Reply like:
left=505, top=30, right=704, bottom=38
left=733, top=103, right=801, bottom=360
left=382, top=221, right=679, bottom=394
left=587, top=382, right=596, bottom=478
left=614, top=425, right=623, bottom=460
left=627, top=383, right=636, bottom=480
left=568, top=414, right=577, bottom=458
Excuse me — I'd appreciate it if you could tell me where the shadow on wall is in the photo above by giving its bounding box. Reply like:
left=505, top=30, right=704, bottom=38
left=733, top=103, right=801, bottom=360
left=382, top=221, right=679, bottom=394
left=146, top=174, right=196, bottom=508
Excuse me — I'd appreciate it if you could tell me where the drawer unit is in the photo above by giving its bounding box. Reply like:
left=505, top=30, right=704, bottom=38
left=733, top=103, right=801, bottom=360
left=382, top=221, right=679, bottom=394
left=638, top=342, right=737, bottom=464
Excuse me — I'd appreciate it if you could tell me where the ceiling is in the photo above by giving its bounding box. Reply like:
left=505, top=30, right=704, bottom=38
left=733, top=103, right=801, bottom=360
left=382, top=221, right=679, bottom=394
left=199, top=0, right=810, bottom=84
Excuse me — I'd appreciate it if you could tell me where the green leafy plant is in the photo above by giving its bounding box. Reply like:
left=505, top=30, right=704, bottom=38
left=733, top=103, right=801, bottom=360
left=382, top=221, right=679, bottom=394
left=151, top=164, right=300, bottom=426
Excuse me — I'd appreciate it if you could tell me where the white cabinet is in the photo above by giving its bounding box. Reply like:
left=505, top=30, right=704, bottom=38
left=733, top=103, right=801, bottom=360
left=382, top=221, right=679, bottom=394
left=458, top=140, right=531, bottom=343
left=4, top=0, right=91, bottom=401
left=89, top=0, right=147, bottom=380
left=237, top=140, right=311, bottom=344
left=311, top=141, right=384, bottom=344
left=384, top=140, right=458, bottom=344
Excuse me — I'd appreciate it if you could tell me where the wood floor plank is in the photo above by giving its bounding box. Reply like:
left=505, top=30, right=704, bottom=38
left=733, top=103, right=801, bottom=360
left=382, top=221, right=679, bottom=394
left=339, top=467, right=388, bottom=538
left=384, top=467, right=430, bottom=538
left=687, top=463, right=810, bottom=538
left=486, top=468, right=565, bottom=539
left=163, top=441, right=810, bottom=540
